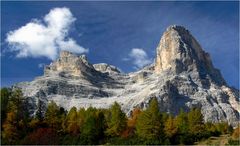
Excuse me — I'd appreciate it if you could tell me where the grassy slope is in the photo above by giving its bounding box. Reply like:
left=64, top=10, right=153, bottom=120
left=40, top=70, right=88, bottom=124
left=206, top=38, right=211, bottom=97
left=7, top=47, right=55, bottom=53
left=195, top=134, right=230, bottom=145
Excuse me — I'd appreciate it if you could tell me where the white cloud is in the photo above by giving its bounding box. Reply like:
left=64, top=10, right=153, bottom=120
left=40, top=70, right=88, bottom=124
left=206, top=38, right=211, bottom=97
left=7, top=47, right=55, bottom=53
left=129, top=48, right=152, bottom=68
left=6, top=7, right=88, bottom=60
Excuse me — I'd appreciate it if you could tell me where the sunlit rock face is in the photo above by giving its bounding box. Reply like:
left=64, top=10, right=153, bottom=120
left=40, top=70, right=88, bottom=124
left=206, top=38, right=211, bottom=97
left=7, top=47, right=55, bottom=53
left=155, top=25, right=205, bottom=73
left=14, top=25, right=239, bottom=127
left=44, top=51, right=95, bottom=77
left=155, top=25, right=225, bottom=86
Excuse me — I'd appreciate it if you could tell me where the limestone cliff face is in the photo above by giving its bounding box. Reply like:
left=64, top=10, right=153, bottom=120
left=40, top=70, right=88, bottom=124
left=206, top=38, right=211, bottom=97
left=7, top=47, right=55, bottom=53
left=155, top=25, right=225, bottom=86
left=44, top=51, right=95, bottom=77
left=14, top=25, right=239, bottom=127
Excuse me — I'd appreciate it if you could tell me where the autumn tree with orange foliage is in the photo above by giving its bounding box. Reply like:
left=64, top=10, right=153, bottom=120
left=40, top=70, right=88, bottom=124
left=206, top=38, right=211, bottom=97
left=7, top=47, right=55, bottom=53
left=122, top=108, right=142, bottom=138
left=232, top=126, right=240, bottom=140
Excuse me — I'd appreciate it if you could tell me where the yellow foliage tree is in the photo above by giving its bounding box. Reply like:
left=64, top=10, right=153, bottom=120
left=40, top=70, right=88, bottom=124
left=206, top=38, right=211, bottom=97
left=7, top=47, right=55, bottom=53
left=164, top=115, right=178, bottom=138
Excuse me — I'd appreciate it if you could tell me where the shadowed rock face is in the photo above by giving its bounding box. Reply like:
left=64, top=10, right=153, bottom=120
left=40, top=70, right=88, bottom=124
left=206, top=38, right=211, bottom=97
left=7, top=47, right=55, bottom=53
left=14, top=25, right=239, bottom=127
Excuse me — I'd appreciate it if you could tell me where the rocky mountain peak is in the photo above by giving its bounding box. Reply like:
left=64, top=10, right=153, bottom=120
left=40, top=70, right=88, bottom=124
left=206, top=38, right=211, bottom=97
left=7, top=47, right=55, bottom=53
left=166, top=25, right=190, bottom=33
left=59, top=50, right=75, bottom=58
left=14, top=25, right=239, bottom=127
left=155, top=25, right=225, bottom=86
left=44, top=50, right=94, bottom=77
left=59, top=51, right=88, bottom=63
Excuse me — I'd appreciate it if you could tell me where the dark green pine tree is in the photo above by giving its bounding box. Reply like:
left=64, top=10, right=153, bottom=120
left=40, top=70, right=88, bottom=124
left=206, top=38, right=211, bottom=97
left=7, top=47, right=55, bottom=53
left=95, top=111, right=107, bottom=140
left=80, top=107, right=98, bottom=144
left=36, top=98, right=45, bottom=121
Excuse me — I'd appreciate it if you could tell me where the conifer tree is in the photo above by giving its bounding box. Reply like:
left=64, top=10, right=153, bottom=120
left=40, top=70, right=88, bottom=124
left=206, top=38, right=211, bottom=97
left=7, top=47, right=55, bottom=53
left=106, top=102, right=127, bottom=137
left=187, top=108, right=204, bottom=136
left=80, top=107, right=99, bottom=144
left=77, top=108, right=86, bottom=130
left=176, top=109, right=188, bottom=134
left=81, top=114, right=97, bottom=144
left=2, top=112, right=19, bottom=144
left=136, top=97, right=163, bottom=141
left=95, top=111, right=107, bottom=140
left=164, top=115, right=178, bottom=138
left=36, top=98, right=45, bottom=121
left=64, top=106, right=79, bottom=134
left=45, top=101, right=61, bottom=129
left=8, top=89, right=29, bottom=123
left=5, top=89, right=29, bottom=139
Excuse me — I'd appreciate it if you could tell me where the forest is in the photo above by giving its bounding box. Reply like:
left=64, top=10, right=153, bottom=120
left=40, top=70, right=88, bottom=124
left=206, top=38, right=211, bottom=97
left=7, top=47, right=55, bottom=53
left=1, top=88, right=239, bottom=145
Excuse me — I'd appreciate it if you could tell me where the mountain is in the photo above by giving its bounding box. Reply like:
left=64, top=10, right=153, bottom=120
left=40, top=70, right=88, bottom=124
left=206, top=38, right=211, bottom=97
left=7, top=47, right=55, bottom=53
left=14, top=25, right=239, bottom=126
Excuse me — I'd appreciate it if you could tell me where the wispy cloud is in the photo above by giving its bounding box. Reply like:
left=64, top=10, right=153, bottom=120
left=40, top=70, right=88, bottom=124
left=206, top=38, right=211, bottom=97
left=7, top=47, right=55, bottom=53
left=38, top=63, right=45, bottom=68
left=127, top=48, right=152, bottom=69
left=5, top=7, right=88, bottom=60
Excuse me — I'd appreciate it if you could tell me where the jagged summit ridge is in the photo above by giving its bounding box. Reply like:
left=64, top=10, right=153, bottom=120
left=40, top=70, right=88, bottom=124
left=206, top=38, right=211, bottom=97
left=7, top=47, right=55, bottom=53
left=14, top=25, right=239, bottom=127
left=44, top=50, right=95, bottom=77
left=44, top=50, right=121, bottom=76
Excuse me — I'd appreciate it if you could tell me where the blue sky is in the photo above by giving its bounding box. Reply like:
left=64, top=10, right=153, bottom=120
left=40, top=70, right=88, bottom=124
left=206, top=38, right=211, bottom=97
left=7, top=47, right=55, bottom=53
left=1, top=1, right=239, bottom=89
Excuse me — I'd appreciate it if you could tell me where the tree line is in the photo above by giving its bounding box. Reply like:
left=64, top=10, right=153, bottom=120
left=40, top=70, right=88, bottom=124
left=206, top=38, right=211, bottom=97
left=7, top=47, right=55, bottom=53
left=1, top=88, right=239, bottom=145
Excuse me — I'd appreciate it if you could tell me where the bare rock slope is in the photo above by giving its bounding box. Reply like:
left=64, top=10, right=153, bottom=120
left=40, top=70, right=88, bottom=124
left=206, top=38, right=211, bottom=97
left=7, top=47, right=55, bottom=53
left=15, top=25, right=239, bottom=126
